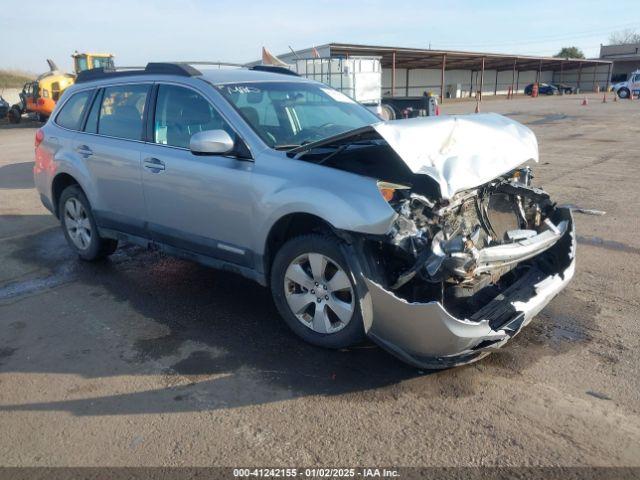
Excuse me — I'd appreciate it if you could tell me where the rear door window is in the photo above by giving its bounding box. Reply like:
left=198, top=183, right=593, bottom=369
left=55, top=90, right=93, bottom=130
left=96, top=84, right=150, bottom=141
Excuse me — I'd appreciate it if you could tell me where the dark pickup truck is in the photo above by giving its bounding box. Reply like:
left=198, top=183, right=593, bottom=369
left=381, top=93, right=439, bottom=120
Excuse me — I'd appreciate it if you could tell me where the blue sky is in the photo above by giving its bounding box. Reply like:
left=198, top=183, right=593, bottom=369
left=1, top=0, right=639, bottom=73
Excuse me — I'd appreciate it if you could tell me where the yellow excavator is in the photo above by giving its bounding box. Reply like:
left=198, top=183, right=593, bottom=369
left=71, top=52, right=115, bottom=74
left=8, top=52, right=114, bottom=123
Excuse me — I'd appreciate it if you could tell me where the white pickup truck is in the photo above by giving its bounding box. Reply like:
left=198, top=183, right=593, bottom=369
left=614, top=70, right=640, bottom=99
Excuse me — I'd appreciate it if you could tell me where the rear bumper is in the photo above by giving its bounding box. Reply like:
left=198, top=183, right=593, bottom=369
left=361, top=208, right=576, bottom=369
left=39, top=193, right=55, bottom=215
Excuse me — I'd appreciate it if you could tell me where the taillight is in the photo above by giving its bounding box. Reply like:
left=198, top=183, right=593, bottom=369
left=35, top=129, right=45, bottom=147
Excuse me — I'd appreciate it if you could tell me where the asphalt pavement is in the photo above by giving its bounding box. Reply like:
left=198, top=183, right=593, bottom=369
left=1, top=93, right=639, bottom=467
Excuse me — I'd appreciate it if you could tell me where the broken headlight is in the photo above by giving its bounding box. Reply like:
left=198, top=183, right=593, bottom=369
left=377, top=181, right=410, bottom=203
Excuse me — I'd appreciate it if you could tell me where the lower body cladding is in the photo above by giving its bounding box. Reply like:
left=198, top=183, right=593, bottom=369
left=346, top=207, right=575, bottom=369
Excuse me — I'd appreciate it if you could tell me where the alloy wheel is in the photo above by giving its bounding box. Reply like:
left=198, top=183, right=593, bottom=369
left=64, top=197, right=92, bottom=250
left=283, top=252, right=355, bottom=334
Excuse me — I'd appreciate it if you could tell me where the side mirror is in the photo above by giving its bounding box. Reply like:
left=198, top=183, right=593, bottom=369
left=189, top=129, right=234, bottom=155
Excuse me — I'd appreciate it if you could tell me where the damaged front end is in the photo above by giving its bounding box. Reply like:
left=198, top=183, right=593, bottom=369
left=351, top=168, right=575, bottom=369
left=291, top=114, right=575, bottom=368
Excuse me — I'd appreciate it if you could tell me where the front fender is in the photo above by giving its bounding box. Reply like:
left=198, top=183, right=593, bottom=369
left=254, top=181, right=396, bottom=256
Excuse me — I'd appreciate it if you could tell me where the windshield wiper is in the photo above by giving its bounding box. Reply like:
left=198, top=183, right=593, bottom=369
left=286, top=126, right=376, bottom=158
left=273, top=144, right=301, bottom=151
left=312, top=139, right=379, bottom=165
left=316, top=144, right=350, bottom=165
left=275, top=139, right=317, bottom=151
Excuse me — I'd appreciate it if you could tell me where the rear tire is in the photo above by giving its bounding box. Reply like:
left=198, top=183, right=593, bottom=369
left=270, top=234, right=365, bottom=349
left=58, top=185, right=118, bottom=261
left=380, top=104, right=396, bottom=121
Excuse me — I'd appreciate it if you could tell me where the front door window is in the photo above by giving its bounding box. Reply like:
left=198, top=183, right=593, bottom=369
left=153, top=84, right=236, bottom=149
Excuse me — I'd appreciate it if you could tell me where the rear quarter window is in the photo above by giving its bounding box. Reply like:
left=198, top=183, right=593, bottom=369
left=55, top=90, right=93, bottom=130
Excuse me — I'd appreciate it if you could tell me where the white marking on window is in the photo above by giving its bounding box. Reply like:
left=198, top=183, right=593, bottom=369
left=321, top=88, right=356, bottom=103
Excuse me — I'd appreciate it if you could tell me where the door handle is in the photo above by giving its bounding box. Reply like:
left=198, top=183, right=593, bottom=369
left=75, top=145, right=93, bottom=157
left=143, top=157, right=165, bottom=173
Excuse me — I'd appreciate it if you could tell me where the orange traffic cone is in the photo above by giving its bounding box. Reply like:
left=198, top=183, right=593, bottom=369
left=475, top=100, right=480, bottom=113
left=602, top=93, right=607, bottom=103
left=581, top=97, right=588, bottom=106
left=613, top=94, right=617, bottom=102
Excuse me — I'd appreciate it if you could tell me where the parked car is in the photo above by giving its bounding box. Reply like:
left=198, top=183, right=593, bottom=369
left=552, top=83, right=574, bottom=94
left=34, top=63, right=575, bottom=369
left=524, top=83, right=558, bottom=95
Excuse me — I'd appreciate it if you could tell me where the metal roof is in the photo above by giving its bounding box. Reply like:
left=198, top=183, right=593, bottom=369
left=323, top=42, right=612, bottom=72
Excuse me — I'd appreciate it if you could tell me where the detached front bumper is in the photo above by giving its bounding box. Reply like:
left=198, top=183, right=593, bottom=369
left=361, top=208, right=576, bottom=369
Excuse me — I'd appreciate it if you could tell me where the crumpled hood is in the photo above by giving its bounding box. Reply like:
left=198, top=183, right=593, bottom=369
left=373, top=113, right=538, bottom=199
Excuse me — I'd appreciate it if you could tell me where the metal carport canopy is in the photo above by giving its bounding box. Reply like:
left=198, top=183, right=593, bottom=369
left=326, top=42, right=612, bottom=71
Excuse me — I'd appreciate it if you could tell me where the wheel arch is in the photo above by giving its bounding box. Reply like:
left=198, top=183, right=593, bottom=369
left=51, top=172, right=82, bottom=218
left=263, top=212, right=338, bottom=282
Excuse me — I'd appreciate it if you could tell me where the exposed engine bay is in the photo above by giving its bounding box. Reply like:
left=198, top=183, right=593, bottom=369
left=370, top=166, right=568, bottom=318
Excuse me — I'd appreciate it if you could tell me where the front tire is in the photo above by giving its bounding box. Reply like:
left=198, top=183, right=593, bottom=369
left=270, top=234, right=365, bottom=349
left=618, top=88, right=630, bottom=99
left=58, top=185, right=118, bottom=261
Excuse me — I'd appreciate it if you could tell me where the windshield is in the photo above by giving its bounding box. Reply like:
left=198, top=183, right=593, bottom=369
left=214, top=81, right=380, bottom=149
left=93, top=57, right=114, bottom=69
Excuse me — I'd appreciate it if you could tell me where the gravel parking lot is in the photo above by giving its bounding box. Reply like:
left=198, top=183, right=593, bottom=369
left=1, top=93, right=639, bottom=467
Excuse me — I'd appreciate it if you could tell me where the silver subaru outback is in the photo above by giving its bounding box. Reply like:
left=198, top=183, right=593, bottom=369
left=34, top=63, right=575, bottom=369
